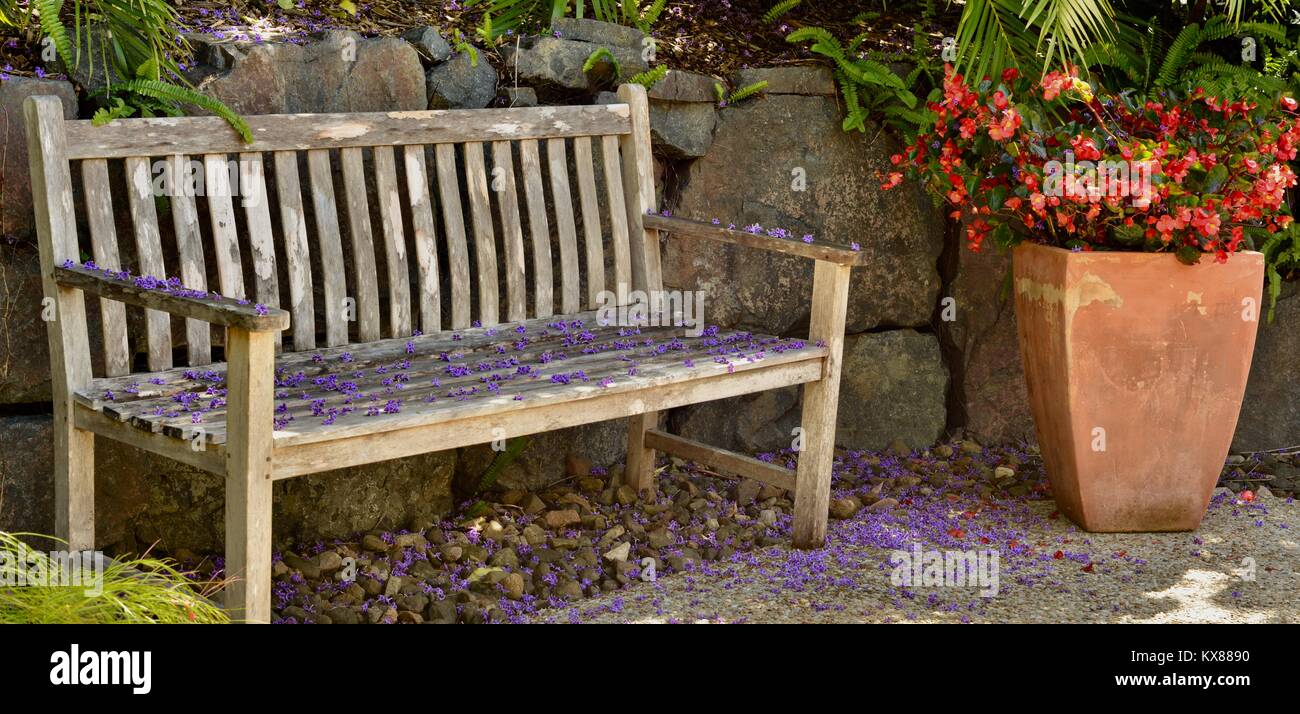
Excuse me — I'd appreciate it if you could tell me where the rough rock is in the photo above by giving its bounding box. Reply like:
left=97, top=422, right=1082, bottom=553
left=500, top=86, right=538, bottom=107
left=426, top=49, right=498, bottom=109
left=52, top=25, right=121, bottom=96
left=944, top=239, right=1035, bottom=445
left=402, top=26, right=453, bottom=63
left=648, top=70, right=720, bottom=103
left=455, top=420, right=625, bottom=492
left=197, top=31, right=425, bottom=114
left=663, top=95, right=944, bottom=334
left=836, top=331, right=949, bottom=451
left=668, top=387, right=800, bottom=455
left=0, top=243, right=52, bottom=403
left=501, top=36, right=648, bottom=91
left=731, top=66, right=837, bottom=96
left=1234, top=281, right=1300, bottom=452
left=0, top=77, right=78, bottom=240
left=551, top=18, right=647, bottom=49
left=648, top=100, right=716, bottom=158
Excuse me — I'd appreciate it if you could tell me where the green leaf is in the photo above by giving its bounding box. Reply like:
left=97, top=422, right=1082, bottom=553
left=278, top=0, right=294, bottom=9
left=1175, top=246, right=1203, bottom=266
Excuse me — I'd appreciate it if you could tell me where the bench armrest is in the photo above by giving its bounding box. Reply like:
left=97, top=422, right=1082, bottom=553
left=54, top=264, right=290, bottom=332
left=644, top=214, right=865, bottom=267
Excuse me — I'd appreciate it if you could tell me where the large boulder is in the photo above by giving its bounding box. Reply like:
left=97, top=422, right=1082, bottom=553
left=668, top=386, right=801, bottom=455
left=944, top=242, right=1035, bottom=445
left=0, top=415, right=458, bottom=554
left=455, top=420, right=627, bottom=493
left=663, top=95, right=944, bottom=334
left=501, top=34, right=648, bottom=91
left=730, top=66, right=837, bottom=96
left=426, top=50, right=498, bottom=109
left=647, top=70, right=718, bottom=159
left=1234, top=281, right=1300, bottom=452
left=196, top=31, right=425, bottom=114
left=836, top=330, right=949, bottom=451
left=0, top=242, right=52, bottom=404
left=1, top=77, right=78, bottom=241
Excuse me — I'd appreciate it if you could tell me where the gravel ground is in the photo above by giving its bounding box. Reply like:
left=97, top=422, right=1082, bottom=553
left=529, top=489, right=1300, bottom=624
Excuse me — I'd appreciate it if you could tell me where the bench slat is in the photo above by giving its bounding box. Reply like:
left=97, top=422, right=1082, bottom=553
left=306, top=149, right=350, bottom=346
left=519, top=139, right=554, bottom=318
left=463, top=143, right=500, bottom=326
left=339, top=147, right=381, bottom=342
left=125, top=156, right=173, bottom=371
left=492, top=141, right=528, bottom=322
left=435, top=144, right=472, bottom=329
left=403, top=145, right=442, bottom=333
left=547, top=138, right=582, bottom=316
left=600, top=135, right=632, bottom=294
left=204, top=155, right=247, bottom=301
left=617, top=84, right=663, bottom=294
left=373, top=146, right=412, bottom=337
left=169, top=156, right=212, bottom=366
left=239, top=152, right=281, bottom=312
left=64, top=104, right=634, bottom=159
left=572, top=136, right=605, bottom=309
left=80, top=159, right=131, bottom=377
left=273, top=151, right=316, bottom=350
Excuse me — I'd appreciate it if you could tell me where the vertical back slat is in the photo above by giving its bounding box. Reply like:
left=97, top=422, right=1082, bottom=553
left=80, top=159, right=130, bottom=376
left=600, top=135, right=632, bottom=294
left=340, top=147, right=381, bottom=342
left=373, top=146, right=412, bottom=337
left=463, top=142, right=499, bottom=326
left=403, top=145, right=441, bottom=333
left=124, top=156, right=172, bottom=371
left=435, top=143, right=472, bottom=329
left=617, top=84, right=664, bottom=294
left=573, top=136, right=605, bottom=309
left=306, top=149, right=349, bottom=346
left=519, top=140, right=554, bottom=318
left=492, top=141, right=528, bottom=322
left=238, top=153, right=280, bottom=310
left=273, top=150, right=316, bottom=350
left=169, top=156, right=212, bottom=366
left=546, top=138, right=581, bottom=315
left=203, top=154, right=246, bottom=299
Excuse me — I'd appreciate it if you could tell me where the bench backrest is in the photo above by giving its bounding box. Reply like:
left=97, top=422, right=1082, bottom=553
left=27, top=83, right=662, bottom=379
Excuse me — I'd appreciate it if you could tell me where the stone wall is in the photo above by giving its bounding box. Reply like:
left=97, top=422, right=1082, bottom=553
left=0, top=20, right=1296, bottom=553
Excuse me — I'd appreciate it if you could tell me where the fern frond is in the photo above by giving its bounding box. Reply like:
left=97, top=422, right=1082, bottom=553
left=763, top=0, right=801, bottom=24
left=627, top=64, right=668, bottom=88
left=110, top=79, right=253, bottom=144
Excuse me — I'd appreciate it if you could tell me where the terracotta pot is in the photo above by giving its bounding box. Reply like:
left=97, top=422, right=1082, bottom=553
left=1012, top=242, right=1264, bottom=532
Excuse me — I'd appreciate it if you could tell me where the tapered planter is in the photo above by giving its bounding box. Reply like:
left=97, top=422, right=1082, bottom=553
left=1012, top=242, right=1264, bottom=532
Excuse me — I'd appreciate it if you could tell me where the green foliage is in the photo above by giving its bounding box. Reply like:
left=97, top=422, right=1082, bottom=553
left=714, top=80, right=768, bottom=107
left=582, top=46, right=622, bottom=79
left=466, top=0, right=665, bottom=38
left=763, top=0, right=802, bottom=24
left=0, top=532, right=228, bottom=624
left=453, top=31, right=481, bottom=67
left=90, top=79, right=254, bottom=143
left=627, top=64, right=668, bottom=88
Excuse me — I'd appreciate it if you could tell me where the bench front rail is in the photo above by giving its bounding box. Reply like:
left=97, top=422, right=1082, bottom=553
left=25, top=85, right=858, bottom=622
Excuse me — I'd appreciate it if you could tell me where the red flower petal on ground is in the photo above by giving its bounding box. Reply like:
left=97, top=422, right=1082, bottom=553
left=1240, top=490, right=1255, bottom=502
left=1053, top=550, right=1065, bottom=559
left=948, top=528, right=965, bottom=539
left=1081, top=563, right=1095, bottom=573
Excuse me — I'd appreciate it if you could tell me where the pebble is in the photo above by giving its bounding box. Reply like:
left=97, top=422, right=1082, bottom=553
left=603, top=542, right=632, bottom=563
left=544, top=509, right=581, bottom=529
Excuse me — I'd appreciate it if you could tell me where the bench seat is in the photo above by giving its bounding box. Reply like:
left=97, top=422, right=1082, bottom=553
left=72, top=312, right=827, bottom=473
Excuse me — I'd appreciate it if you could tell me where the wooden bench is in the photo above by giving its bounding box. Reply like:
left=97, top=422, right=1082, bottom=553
left=25, top=84, right=863, bottom=622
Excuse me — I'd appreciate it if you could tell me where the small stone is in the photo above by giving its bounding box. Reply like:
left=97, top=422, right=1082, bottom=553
left=615, top=484, right=637, bottom=506
left=426, top=599, right=458, bottom=624
left=384, top=576, right=403, bottom=597
left=488, top=548, right=519, bottom=568
left=994, top=466, right=1016, bottom=481
left=439, top=544, right=464, bottom=563
left=960, top=439, right=984, bottom=455
left=316, top=550, right=344, bottom=575
left=502, top=572, right=526, bottom=600
left=934, top=444, right=955, bottom=458
left=362, top=534, right=389, bottom=552
left=735, top=479, right=762, bottom=505
left=647, top=527, right=675, bottom=550
left=544, top=509, right=581, bottom=530
left=758, top=509, right=779, bottom=527
left=521, top=493, right=547, bottom=515
left=556, top=579, right=584, bottom=599
left=282, top=552, right=321, bottom=579
left=566, top=453, right=594, bottom=477
left=578, top=476, right=604, bottom=492
left=1256, top=486, right=1275, bottom=499
left=325, top=607, right=361, bottom=625
left=829, top=497, right=861, bottom=520
left=501, top=86, right=538, bottom=107
left=887, top=438, right=911, bottom=456
left=397, top=610, right=424, bottom=624
left=869, top=498, right=900, bottom=512
left=603, top=541, right=631, bottom=563
left=522, top=524, right=548, bottom=546
left=757, top=484, right=785, bottom=501
left=402, top=26, right=452, bottom=63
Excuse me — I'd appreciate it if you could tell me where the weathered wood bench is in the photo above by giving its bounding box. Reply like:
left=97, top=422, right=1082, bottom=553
left=25, top=84, right=863, bottom=622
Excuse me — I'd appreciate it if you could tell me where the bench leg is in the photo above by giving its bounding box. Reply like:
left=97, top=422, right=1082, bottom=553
left=223, top=328, right=275, bottom=623
left=55, top=419, right=95, bottom=552
left=792, top=261, right=851, bottom=549
left=626, top=411, right=658, bottom=494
